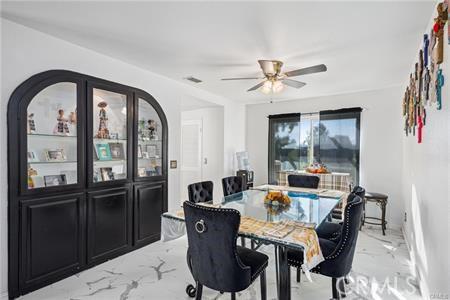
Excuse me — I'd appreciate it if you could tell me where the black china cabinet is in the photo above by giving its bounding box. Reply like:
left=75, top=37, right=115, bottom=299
left=7, top=70, right=168, bottom=298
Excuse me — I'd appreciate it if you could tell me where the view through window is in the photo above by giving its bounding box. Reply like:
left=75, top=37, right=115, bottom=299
left=268, top=108, right=361, bottom=185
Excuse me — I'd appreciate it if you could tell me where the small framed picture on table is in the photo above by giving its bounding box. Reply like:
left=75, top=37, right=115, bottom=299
left=109, top=142, right=125, bottom=160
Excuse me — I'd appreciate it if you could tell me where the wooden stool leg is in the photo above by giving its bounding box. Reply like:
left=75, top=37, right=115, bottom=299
left=381, top=200, right=387, bottom=235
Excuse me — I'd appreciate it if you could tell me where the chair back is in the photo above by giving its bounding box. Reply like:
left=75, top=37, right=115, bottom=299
left=183, top=201, right=251, bottom=292
left=287, top=174, right=320, bottom=189
left=222, top=176, right=244, bottom=196
left=319, top=193, right=363, bottom=278
left=188, top=181, right=214, bottom=203
left=351, top=185, right=366, bottom=199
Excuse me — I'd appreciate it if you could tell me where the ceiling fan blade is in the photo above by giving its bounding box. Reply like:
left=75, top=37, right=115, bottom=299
left=221, top=77, right=262, bottom=81
left=284, top=64, right=327, bottom=77
left=282, top=79, right=306, bottom=89
left=247, top=81, right=266, bottom=92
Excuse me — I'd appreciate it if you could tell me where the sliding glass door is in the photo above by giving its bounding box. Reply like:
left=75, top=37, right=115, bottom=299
left=268, top=108, right=361, bottom=185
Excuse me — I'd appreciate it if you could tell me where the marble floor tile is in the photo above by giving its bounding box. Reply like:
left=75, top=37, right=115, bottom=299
left=19, top=226, right=421, bottom=300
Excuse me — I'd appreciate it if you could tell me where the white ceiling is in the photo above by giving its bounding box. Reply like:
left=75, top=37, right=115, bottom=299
left=1, top=1, right=435, bottom=104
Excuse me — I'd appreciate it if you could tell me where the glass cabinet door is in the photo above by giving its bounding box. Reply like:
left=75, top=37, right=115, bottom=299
left=137, top=98, right=163, bottom=177
left=92, top=88, right=128, bottom=182
left=26, top=82, right=78, bottom=189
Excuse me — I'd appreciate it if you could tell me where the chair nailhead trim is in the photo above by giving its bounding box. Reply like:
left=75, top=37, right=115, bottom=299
left=185, top=201, right=249, bottom=271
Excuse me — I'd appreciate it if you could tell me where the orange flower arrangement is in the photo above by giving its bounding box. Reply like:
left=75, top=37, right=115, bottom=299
left=264, top=191, right=291, bottom=206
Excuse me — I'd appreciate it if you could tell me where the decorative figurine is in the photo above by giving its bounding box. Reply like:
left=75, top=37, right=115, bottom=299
left=27, top=165, right=38, bottom=189
left=96, top=101, right=110, bottom=139
left=53, top=109, right=70, bottom=135
left=69, top=110, right=77, bottom=124
left=27, top=113, right=36, bottom=134
left=436, top=67, right=444, bottom=110
left=147, top=119, right=157, bottom=140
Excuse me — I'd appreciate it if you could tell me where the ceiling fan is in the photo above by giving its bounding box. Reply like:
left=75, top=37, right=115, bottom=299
left=221, top=60, right=327, bottom=94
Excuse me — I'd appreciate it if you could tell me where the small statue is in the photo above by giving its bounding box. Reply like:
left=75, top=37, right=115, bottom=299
left=27, top=113, right=36, bottom=134
left=96, top=101, right=110, bottom=139
left=53, top=109, right=70, bottom=135
left=69, top=110, right=77, bottom=124
left=27, top=165, right=38, bottom=189
left=148, top=119, right=157, bottom=140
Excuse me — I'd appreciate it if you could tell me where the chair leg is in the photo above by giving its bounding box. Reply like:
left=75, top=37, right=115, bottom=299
left=296, top=267, right=301, bottom=283
left=381, top=201, right=387, bottom=235
left=339, top=277, right=346, bottom=298
left=260, top=270, right=267, bottom=300
left=240, top=237, right=246, bottom=247
left=251, top=239, right=256, bottom=250
left=231, top=292, right=236, bottom=300
left=195, top=282, right=203, bottom=300
left=332, top=278, right=340, bottom=300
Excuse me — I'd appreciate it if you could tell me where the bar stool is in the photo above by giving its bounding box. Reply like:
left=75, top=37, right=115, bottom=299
left=362, top=192, right=388, bottom=235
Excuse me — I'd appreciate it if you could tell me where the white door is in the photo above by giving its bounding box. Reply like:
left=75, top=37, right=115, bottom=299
left=180, top=119, right=203, bottom=201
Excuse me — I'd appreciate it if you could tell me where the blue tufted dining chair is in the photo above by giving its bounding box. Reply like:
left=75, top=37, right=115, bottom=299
left=183, top=201, right=268, bottom=300
left=188, top=181, right=214, bottom=203
left=287, top=194, right=364, bottom=299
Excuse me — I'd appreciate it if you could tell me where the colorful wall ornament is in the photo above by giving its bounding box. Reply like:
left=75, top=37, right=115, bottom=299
left=402, top=1, right=447, bottom=143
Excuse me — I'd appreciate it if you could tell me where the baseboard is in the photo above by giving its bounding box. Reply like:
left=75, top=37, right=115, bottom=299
left=1, top=291, right=8, bottom=300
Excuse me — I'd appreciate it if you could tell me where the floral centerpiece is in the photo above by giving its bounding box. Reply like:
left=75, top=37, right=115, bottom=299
left=264, top=191, right=291, bottom=216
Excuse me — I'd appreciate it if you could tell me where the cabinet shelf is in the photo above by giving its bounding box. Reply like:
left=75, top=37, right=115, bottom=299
left=28, top=133, right=77, bottom=139
left=28, top=160, right=77, bottom=164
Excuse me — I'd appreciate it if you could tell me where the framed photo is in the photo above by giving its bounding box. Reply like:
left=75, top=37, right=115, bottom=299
left=100, top=167, right=115, bottom=181
left=110, top=132, right=119, bottom=140
left=95, top=143, right=112, bottom=161
left=146, top=145, right=157, bottom=158
left=27, top=151, right=39, bottom=162
left=137, top=145, right=143, bottom=158
left=109, top=143, right=125, bottom=159
left=93, top=169, right=102, bottom=182
left=60, top=170, right=77, bottom=184
left=45, top=149, right=67, bottom=162
left=137, top=167, right=146, bottom=177
left=44, top=174, right=67, bottom=187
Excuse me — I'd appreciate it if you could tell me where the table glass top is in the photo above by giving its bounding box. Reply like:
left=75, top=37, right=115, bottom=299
left=221, top=189, right=341, bottom=228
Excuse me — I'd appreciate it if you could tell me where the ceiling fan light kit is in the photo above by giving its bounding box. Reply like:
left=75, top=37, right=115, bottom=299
left=221, top=60, right=327, bottom=94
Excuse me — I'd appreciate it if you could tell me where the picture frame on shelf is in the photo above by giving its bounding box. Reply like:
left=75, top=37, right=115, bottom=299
left=61, top=170, right=77, bottom=185
left=30, top=176, right=44, bottom=189
left=138, top=167, right=146, bottom=177
left=44, top=174, right=67, bottom=187
left=45, top=149, right=67, bottom=162
left=95, top=143, right=112, bottom=160
left=109, top=142, right=125, bottom=160
left=27, top=151, right=39, bottom=162
left=100, top=167, right=114, bottom=181
left=110, top=132, right=119, bottom=140
left=146, top=145, right=157, bottom=158
left=137, top=145, right=143, bottom=158
left=93, top=169, right=102, bottom=182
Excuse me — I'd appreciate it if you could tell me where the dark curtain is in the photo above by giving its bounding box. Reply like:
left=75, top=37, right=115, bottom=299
left=268, top=113, right=301, bottom=184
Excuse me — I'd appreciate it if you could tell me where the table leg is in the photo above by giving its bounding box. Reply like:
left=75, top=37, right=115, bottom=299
left=274, top=245, right=279, bottom=299
left=381, top=200, right=387, bottom=236
left=277, top=245, right=291, bottom=300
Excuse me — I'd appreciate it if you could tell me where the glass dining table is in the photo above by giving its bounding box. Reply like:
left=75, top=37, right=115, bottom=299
left=161, top=186, right=345, bottom=300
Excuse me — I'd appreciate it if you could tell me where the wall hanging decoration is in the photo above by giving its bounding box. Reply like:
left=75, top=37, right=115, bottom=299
left=402, top=1, right=447, bottom=143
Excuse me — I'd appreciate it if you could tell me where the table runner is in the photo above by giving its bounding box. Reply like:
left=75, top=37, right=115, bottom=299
left=161, top=209, right=324, bottom=275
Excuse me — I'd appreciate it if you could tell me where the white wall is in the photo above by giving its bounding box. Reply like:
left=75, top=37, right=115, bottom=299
left=246, top=87, right=405, bottom=228
left=181, top=107, right=225, bottom=202
left=401, top=15, right=449, bottom=299
left=0, top=18, right=244, bottom=298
